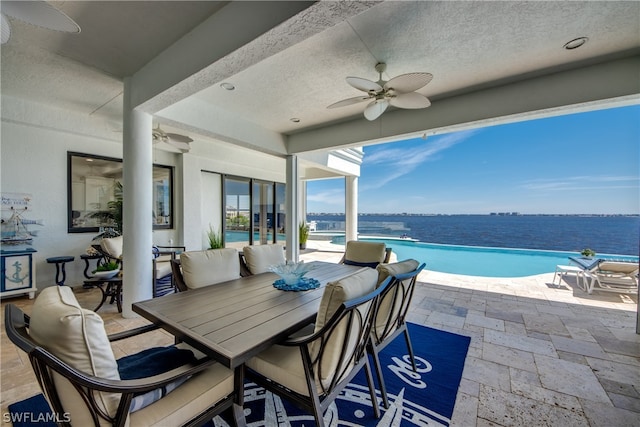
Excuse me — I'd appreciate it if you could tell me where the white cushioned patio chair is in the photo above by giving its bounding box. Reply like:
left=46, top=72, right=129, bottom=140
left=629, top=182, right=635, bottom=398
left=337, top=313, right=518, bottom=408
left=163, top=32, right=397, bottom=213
left=97, top=235, right=185, bottom=297
left=4, top=286, right=235, bottom=427
left=245, top=268, right=392, bottom=427
left=339, top=240, right=392, bottom=268
left=241, top=244, right=286, bottom=274
left=370, top=259, right=426, bottom=408
left=583, top=261, right=639, bottom=294
left=172, top=248, right=242, bottom=292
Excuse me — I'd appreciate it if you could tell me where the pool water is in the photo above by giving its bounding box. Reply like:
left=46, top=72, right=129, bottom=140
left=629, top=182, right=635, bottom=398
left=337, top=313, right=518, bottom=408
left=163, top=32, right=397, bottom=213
left=342, top=238, right=639, bottom=277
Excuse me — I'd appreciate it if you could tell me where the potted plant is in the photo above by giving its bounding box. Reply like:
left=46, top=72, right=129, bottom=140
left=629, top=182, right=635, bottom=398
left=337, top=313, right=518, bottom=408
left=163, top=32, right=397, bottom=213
left=207, top=224, right=224, bottom=249
left=299, top=222, right=310, bottom=250
left=93, top=260, right=120, bottom=278
left=580, top=248, right=596, bottom=258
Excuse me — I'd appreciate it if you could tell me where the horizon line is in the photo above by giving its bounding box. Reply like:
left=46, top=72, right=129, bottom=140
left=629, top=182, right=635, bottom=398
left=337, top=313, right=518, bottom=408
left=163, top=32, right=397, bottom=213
left=306, top=213, right=640, bottom=217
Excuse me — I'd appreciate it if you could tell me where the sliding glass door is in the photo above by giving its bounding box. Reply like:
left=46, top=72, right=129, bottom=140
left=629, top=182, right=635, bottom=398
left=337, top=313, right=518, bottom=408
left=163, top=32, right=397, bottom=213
left=223, top=176, right=285, bottom=247
left=224, top=178, right=251, bottom=249
left=275, top=183, right=286, bottom=243
left=252, top=180, right=274, bottom=245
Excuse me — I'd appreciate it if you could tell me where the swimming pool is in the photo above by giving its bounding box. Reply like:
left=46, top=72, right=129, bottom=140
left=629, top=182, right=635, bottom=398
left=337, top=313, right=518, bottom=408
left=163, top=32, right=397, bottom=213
left=338, top=237, right=639, bottom=277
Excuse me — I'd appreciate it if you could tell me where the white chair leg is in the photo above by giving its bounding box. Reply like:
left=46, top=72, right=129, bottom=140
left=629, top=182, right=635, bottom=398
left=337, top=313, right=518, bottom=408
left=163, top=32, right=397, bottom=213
left=585, top=274, right=595, bottom=294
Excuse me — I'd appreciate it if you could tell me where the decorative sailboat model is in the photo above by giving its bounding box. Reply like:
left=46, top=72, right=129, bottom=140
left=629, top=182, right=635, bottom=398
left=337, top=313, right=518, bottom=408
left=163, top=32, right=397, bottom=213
left=1, top=194, right=43, bottom=246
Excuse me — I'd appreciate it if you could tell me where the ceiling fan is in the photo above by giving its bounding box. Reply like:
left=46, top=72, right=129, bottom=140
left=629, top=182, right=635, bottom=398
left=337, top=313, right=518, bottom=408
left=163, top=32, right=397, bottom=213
left=327, top=63, right=433, bottom=121
left=152, top=125, right=193, bottom=153
left=1, top=0, right=81, bottom=45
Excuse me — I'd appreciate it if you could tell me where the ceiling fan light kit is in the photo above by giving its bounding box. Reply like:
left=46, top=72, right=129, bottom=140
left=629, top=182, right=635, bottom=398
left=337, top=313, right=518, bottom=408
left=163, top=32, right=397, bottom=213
left=328, top=62, right=433, bottom=121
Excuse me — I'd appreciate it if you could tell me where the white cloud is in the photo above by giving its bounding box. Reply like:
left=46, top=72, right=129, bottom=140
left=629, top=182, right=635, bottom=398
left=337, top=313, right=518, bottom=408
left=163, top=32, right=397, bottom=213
left=522, top=175, right=640, bottom=191
left=361, top=130, right=479, bottom=191
left=307, top=188, right=344, bottom=205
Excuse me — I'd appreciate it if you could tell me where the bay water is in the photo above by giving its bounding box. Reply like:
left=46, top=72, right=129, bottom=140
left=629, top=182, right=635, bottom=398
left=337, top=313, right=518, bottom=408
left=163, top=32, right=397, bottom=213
left=307, top=214, right=639, bottom=256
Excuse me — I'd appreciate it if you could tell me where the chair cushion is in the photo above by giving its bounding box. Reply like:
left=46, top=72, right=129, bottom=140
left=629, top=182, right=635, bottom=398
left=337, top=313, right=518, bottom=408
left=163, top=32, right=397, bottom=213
left=247, top=269, right=379, bottom=396
left=245, top=338, right=311, bottom=396
left=376, top=259, right=420, bottom=286
left=118, top=346, right=198, bottom=413
left=180, top=248, right=240, bottom=289
left=344, top=241, right=387, bottom=267
left=597, top=261, right=638, bottom=275
left=155, top=260, right=172, bottom=279
left=29, top=286, right=120, bottom=426
left=242, top=244, right=286, bottom=274
left=129, top=360, right=234, bottom=427
left=100, top=235, right=123, bottom=259
left=315, top=268, right=379, bottom=331
left=374, top=259, right=420, bottom=338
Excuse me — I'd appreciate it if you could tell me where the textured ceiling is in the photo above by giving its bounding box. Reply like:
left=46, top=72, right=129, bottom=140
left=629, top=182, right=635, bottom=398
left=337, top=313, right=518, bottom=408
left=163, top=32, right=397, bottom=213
left=1, top=1, right=639, bottom=147
left=192, top=0, right=640, bottom=134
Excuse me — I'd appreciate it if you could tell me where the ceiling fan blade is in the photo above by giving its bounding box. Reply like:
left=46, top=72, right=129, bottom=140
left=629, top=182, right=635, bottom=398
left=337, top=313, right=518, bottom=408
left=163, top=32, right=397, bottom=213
left=154, top=140, right=185, bottom=153
left=166, top=133, right=193, bottom=144
left=364, top=99, right=389, bottom=121
left=167, top=139, right=191, bottom=152
left=1, top=14, right=10, bottom=44
left=1, top=0, right=80, bottom=33
left=390, top=92, right=431, bottom=109
left=346, top=77, right=383, bottom=93
left=384, top=73, right=433, bottom=93
left=327, top=96, right=370, bottom=109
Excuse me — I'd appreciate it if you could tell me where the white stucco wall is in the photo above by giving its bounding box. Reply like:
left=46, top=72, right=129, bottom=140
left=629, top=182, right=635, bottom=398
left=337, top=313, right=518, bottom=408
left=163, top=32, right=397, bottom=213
left=0, top=96, right=290, bottom=291
left=1, top=115, right=125, bottom=289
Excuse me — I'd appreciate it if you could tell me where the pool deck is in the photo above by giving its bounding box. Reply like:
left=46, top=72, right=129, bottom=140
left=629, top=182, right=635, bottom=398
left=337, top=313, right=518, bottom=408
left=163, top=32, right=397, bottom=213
left=1, top=241, right=637, bottom=426
left=301, top=240, right=640, bottom=426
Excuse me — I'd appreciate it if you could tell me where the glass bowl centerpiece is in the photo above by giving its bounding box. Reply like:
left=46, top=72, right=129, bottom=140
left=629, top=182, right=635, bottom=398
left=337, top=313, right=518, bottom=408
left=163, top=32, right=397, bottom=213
left=268, top=261, right=319, bottom=291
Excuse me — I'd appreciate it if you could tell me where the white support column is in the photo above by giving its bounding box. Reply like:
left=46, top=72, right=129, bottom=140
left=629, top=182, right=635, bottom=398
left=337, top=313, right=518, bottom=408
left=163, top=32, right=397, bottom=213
left=285, top=155, right=299, bottom=262
left=299, top=181, right=307, bottom=223
left=344, top=176, right=358, bottom=244
left=345, top=175, right=358, bottom=243
left=122, top=77, right=153, bottom=318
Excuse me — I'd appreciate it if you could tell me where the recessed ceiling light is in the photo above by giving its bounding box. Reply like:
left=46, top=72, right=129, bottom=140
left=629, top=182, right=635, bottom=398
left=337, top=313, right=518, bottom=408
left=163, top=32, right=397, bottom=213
left=290, top=118, right=300, bottom=123
left=563, top=37, right=588, bottom=50
left=220, top=82, right=235, bottom=90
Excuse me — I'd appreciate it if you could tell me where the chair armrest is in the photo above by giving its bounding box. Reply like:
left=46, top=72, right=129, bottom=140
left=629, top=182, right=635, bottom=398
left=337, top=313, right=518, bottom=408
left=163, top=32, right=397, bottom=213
left=171, top=259, right=188, bottom=292
left=33, top=346, right=217, bottom=394
left=383, top=247, right=392, bottom=263
left=238, top=251, right=252, bottom=277
left=108, top=324, right=160, bottom=342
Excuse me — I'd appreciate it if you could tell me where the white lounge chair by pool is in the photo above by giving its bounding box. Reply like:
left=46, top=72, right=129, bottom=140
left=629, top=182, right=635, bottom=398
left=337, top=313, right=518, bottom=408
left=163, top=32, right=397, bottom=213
left=583, top=261, right=639, bottom=294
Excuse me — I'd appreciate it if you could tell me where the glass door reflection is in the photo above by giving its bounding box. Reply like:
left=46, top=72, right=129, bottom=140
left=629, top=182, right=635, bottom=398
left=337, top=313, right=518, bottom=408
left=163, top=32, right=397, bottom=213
left=224, top=178, right=251, bottom=249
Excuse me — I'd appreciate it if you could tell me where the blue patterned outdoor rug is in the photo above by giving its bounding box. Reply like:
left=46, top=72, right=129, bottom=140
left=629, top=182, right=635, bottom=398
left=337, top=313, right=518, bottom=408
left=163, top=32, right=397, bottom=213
left=8, top=323, right=470, bottom=427
left=240, top=323, right=471, bottom=426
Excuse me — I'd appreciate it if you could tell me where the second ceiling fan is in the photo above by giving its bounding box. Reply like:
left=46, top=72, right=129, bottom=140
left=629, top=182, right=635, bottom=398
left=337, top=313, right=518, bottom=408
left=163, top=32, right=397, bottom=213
left=152, top=125, right=193, bottom=153
left=328, top=63, right=433, bottom=121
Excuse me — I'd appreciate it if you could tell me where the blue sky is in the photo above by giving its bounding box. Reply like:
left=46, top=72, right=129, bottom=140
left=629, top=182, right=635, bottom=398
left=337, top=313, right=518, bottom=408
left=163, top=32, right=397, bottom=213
left=307, top=105, right=640, bottom=215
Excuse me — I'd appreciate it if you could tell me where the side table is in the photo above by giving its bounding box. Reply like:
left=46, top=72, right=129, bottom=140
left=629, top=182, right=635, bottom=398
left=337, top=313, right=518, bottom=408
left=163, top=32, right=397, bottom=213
left=83, top=276, right=123, bottom=313
left=46, top=256, right=75, bottom=286
left=80, top=253, right=103, bottom=279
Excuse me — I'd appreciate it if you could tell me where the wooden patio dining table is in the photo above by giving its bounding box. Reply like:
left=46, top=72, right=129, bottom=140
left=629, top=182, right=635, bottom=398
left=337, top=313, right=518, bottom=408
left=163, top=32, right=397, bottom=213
left=132, top=260, right=366, bottom=424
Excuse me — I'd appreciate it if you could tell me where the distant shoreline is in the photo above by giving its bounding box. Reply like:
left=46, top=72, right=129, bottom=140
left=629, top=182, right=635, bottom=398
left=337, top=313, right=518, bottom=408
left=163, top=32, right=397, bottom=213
left=305, top=214, right=639, bottom=255
left=308, top=213, right=639, bottom=217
